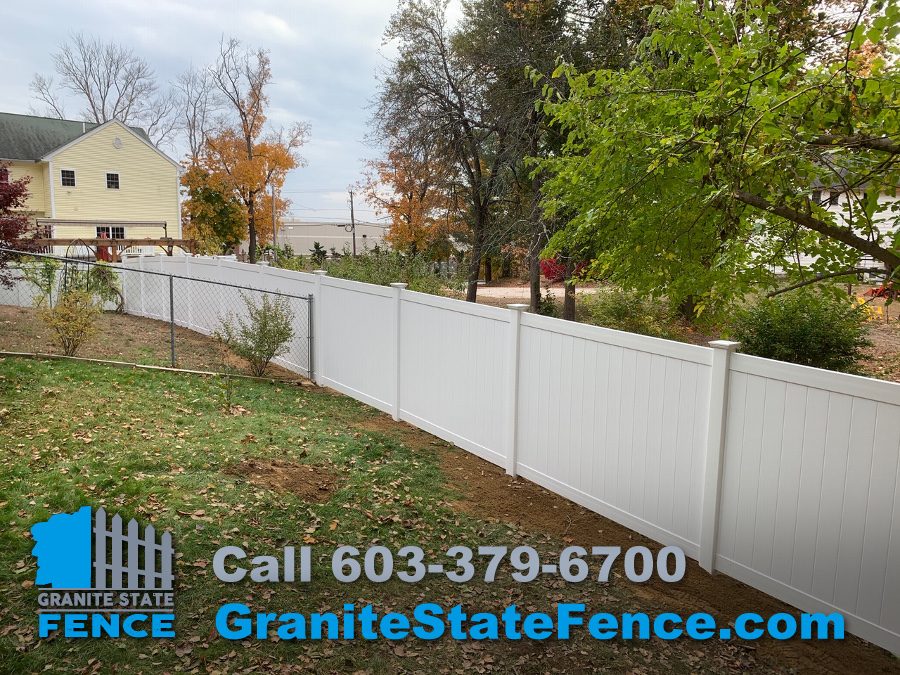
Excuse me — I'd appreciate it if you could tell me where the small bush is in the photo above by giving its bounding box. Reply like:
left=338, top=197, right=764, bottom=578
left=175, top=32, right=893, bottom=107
left=577, top=288, right=680, bottom=339
left=19, top=256, right=60, bottom=307
left=730, top=290, right=870, bottom=372
left=326, top=250, right=453, bottom=295
left=217, top=294, right=295, bottom=377
left=538, top=285, right=558, bottom=317
left=274, top=254, right=312, bottom=273
left=40, top=290, right=100, bottom=356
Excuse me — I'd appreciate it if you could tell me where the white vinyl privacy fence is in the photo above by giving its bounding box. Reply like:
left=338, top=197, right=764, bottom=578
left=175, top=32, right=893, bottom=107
left=60, top=257, right=900, bottom=653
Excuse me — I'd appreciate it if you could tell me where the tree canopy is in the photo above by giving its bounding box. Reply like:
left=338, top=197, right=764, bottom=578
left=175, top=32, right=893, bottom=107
left=535, top=0, right=899, bottom=313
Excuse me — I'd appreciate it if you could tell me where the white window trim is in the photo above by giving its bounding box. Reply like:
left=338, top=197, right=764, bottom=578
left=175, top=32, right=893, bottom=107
left=60, top=167, right=77, bottom=189
left=96, top=225, right=127, bottom=239
left=105, top=170, right=121, bottom=190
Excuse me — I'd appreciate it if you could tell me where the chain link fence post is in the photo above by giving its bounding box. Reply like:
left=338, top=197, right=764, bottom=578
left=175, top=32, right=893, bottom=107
left=169, top=275, right=176, bottom=367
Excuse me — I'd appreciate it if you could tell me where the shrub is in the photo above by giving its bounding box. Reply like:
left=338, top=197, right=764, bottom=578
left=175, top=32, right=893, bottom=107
left=40, top=290, right=100, bottom=356
left=274, top=254, right=312, bottom=273
left=216, top=294, right=295, bottom=377
left=309, top=242, right=327, bottom=267
left=19, top=256, right=60, bottom=307
left=577, top=288, right=680, bottom=339
left=21, top=258, right=123, bottom=311
left=539, top=257, right=587, bottom=283
left=538, top=285, right=559, bottom=317
left=730, top=290, right=870, bottom=372
left=326, top=250, right=454, bottom=295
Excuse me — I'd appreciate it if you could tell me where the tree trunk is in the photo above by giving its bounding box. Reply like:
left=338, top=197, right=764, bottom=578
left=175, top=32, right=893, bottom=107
left=529, top=164, right=545, bottom=313
left=247, top=191, right=258, bottom=264
left=484, top=255, right=493, bottom=284
left=529, top=228, right=543, bottom=313
left=677, top=296, right=696, bottom=322
left=466, top=207, right=485, bottom=302
left=501, top=253, right=512, bottom=279
left=563, top=256, right=576, bottom=321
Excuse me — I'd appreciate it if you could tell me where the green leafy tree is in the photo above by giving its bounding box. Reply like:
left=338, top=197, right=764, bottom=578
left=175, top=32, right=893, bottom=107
left=181, top=165, right=246, bottom=255
left=536, top=0, right=900, bottom=316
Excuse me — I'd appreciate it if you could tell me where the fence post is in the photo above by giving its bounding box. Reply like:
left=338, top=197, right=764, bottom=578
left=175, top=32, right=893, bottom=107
left=390, top=283, right=408, bottom=422
left=505, top=304, right=528, bottom=477
left=184, top=255, right=193, bottom=330
left=698, top=339, right=740, bottom=573
left=215, top=257, right=226, bottom=328
left=138, top=256, right=146, bottom=316
left=312, top=270, right=327, bottom=385
left=168, top=275, right=176, bottom=367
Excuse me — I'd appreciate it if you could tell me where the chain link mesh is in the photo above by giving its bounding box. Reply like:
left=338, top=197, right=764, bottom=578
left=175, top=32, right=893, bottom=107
left=0, top=253, right=312, bottom=379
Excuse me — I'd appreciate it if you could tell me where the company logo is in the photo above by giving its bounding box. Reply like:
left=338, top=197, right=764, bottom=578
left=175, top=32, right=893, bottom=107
left=31, top=507, right=176, bottom=638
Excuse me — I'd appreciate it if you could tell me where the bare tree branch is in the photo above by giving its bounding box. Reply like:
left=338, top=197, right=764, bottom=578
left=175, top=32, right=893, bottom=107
left=30, top=33, right=178, bottom=146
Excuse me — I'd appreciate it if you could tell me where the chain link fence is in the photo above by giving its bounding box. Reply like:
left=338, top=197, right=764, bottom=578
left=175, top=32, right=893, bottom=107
left=0, top=250, right=313, bottom=379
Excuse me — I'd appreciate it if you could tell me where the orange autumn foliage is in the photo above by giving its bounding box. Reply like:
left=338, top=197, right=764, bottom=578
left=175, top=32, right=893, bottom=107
left=362, top=146, right=465, bottom=258
left=198, top=125, right=307, bottom=247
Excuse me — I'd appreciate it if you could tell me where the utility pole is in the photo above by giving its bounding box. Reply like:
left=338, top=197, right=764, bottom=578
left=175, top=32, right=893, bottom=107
left=349, top=189, right=357, bottom=257
left=271, top=184, right=277, bottom=249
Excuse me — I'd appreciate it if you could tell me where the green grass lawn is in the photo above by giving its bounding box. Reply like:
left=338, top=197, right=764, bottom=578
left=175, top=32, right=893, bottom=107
left=0, top=357, right=889, bottom=673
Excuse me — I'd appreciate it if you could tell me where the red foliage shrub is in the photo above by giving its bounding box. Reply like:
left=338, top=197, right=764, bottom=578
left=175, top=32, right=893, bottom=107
left=539, top=257, right=587, bottom=282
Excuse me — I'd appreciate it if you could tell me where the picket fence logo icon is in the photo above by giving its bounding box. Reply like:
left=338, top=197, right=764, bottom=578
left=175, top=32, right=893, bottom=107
left=31, top=506, right=177, bottom=638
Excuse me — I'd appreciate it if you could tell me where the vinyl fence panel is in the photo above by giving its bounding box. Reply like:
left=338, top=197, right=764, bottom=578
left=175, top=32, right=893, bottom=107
left=515, top=313, right=713, bottom=556
left=716, top=354, right=900, bottom=652
left=398, top=291, right=509, bottom=466
left=316, top=276, right=396, bottom=413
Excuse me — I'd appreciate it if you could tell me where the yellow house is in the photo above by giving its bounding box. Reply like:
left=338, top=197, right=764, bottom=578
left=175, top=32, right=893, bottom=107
left=0, top=112, right=181, bottom=254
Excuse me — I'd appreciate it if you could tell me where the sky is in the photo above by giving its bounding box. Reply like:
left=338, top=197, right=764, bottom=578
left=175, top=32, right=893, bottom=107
left=0, top=0, right=440, bottom=225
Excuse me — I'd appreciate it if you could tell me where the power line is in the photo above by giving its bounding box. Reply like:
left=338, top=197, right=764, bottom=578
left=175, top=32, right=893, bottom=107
left=291, top=207, right=378, bottom=212
left=282, top=216, right=391, bottom=228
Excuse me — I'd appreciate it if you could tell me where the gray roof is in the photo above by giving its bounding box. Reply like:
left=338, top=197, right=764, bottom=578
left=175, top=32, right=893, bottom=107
left=0, top=112, right=150, bottom=161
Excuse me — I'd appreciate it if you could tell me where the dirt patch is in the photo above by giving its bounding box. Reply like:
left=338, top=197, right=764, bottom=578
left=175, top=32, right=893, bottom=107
left=862, top=321, right=900, bottom=382
left=225, top=459, right=340, bottom=502
left=0, top=305, right=303, bottom=380
left=357, top=415, right=448, bottom=445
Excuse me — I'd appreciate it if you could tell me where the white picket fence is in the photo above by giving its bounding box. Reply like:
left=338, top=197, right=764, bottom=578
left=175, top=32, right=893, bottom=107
left=10, top=255, right=900, bottom=654
left=93, top=507, right=174, bottom=590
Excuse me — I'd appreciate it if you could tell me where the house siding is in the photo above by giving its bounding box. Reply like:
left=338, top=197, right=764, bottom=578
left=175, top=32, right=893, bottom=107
left=50, top=122, right=180, bottom=239
left=5, top=160, right=48, bottom=216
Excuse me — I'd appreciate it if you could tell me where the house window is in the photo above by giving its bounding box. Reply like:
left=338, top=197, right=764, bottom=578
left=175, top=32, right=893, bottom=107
left=0, top=167, right=8, bottom=184
left=828, top=191, right=840, bottom=206
left=811, top=190, right=823, bottom=205
left=61, top=169, right=76, bottom=187
left=97, top=226, right=125, bottom=239
left=106, top=173, right=120, bottom=189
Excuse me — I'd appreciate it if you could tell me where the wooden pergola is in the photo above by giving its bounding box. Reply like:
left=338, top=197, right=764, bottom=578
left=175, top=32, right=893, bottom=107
left=29, top=219, right=195, bottom=261
left=29, top=238, right=196, bottom=261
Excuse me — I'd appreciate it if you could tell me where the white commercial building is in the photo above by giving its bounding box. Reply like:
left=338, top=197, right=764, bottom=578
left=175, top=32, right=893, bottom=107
left=278, top=219, right=388, bottom=255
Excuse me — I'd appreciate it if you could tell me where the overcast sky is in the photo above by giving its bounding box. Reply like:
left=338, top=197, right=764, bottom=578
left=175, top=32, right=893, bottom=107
left=0, top=0, right=439, bottom=225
